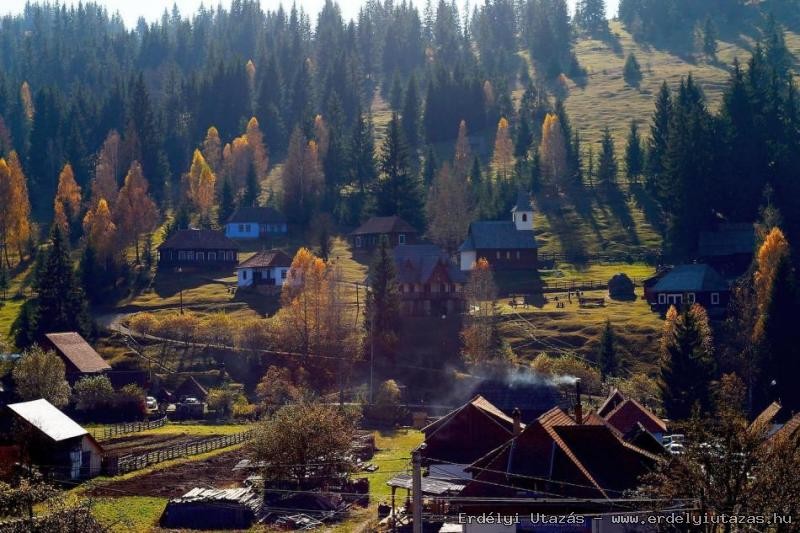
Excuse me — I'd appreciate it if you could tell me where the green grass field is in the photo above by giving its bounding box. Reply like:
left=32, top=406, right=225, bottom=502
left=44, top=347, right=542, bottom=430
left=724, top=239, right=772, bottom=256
left=87, top=421, right=251, bottom=441
left=92, top=496, right=166, bottom=533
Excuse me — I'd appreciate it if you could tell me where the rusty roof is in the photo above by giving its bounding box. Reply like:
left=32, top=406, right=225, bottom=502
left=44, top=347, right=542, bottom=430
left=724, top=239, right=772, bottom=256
left=604, top=399, right=667, bottom=435
left=45, top=332, right=111, bottom=373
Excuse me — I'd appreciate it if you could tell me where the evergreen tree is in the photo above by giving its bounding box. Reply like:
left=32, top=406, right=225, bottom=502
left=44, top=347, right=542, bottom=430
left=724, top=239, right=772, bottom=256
left=701, top=16, right=718, bottom=59
left=623, top=53, right=643, bottom=87
left=625, top=120, right=644, bottom=184
left=366, top=236, right=401, bottom=365
left=660, top=305, right=716, bottom=420
left=375, top=113, right=424, bottom=228
left=598, top=319, right=617, bottom=379
left=575, top=0, right=608, bottom=35
left=515, top=114, right=533, bottom=160
left=218, top=177, right=236, bottom=226
left=13, top=226, right=91, bottom=348
left=646, top=82, right=672, bottom=191
left=401, top=74, right=421, bottom=151
left=596, top=127, right=617, bottom=188
left=242, top=160, right=260, bottom=208
left=422, top=145, right=438, bottom=186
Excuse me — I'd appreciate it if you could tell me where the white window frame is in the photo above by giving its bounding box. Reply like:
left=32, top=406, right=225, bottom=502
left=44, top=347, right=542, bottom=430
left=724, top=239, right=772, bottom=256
left=711, top=292, right=720, bottom=305
left=687, top=292, right=696, bottom=304
left=658, top=293, right=666, bottom=305
left=355, top=236, right=363, bottom=248
left=398, top=233, right=406, bottom=245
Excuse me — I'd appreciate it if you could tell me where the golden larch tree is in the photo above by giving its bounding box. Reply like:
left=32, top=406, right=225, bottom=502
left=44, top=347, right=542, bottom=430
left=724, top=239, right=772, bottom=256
left=115, top=161, right=158, bottom=263
left=91, top=130, right=122, bottom=208
left=453, top=120, right=472, bottom=180
left=187, top=149, right=216, bottom=216
left=20, top=82, right=34, bottom=121
left=245, top=117, right=269, bottom=179
left=754, top=227, right=790, bottom=311
left=53, top=163, right=83, bottom=237
left=1, top=152, right=32, bottom=264
left=425, top=162, right=473, bottom=253
left=202, top=126, right=222, bottom=173
left=539, top=113, right=568, bottom=186
left=492, top=117, right=514, bottom=181
left=313, top=115, right=330, bottom=159
left=83, top=198, right=117, bottom=262
left=483, top=80, right=495, bottom=109
left=246, top=59, right=256, bottom=94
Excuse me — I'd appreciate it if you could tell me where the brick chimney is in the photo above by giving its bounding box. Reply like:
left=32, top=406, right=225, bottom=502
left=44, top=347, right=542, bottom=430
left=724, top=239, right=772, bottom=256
left=574, top=379, right=583, bottom=425
left=512, top=407, right=522, bottom=435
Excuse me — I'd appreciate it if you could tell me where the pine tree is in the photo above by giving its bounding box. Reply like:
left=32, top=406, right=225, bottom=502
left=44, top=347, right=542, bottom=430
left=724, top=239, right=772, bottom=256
left=625, top=120, right=644, bottom=184
left=366, top=236, right=401, bottom=365
left=575, top=0, right=608, bottom=35
left=453, top=120, right=472, bottom=179
left=598, top=319, right=617, bottom=379
left=515, top=114, right=533, bottom=160
left=623, top=53, right=643, bottom=87
left=659, top=305, right=716, bottom=420
left=218, top=177, right=236, bottom=226
left=702, top=16, right=717, bottom=60
left=646, top=82, right=672, bottom=190
left=597, top=126, right=617, bottom=188
left=13, top=225, right=91, bottom=348
left=423, top=145, right=438, bottom=186
left=376, top=113, right=423, bottom=228
left=401, top=74, right=421, bottom=151
left=242, top=160, right=260, bottom=207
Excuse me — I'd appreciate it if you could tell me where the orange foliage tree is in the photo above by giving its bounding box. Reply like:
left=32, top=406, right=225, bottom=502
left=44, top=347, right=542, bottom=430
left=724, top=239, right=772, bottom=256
left=82, top=198, right=117, bottom=263
left=492, top=117, right=513, bottom=181
left=115, top=161, right=158, bottom=263
left=53, top=163, right=82, bottom=237
left=540, top=113, right=568, bottom=186
left=0, top=152, right=32, bottom=265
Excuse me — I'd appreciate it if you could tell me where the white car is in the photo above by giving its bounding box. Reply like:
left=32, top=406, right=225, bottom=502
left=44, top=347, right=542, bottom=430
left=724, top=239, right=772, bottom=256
left=146, top=396, right=158, bottom=411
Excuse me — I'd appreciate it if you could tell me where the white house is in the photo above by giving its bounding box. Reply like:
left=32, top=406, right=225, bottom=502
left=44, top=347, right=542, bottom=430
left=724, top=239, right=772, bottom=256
left=225, top=206, right=288, bottom=239
left=236, top=249, right=293, bottom=288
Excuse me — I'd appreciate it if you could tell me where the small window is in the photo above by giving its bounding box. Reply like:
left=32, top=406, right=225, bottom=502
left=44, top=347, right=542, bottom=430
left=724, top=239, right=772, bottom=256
left=243, top=270, right=249, bottom=280
left=522, top=213, right=527, bottom=222
left=658, top=293, right=666, bottom=305
left=226, top=251, right=234, bottom=261
left=496, top=251, right=501, bottom=259
left=399, top=234, right=406, bottom=245
left=711, top=292, right=720, bottom=305
left=687, top=292, right=696, bottom=304
left=197, top=252, right=205, bottom=262
left=239, top=224, right=245, bottom=232
left=355, top=236, right=363, bottom=248
left=281, top=269, right=288, bottom=280
left=186, top=251, right=194, bottom=261
left=506, top=251, right=511, bottom=259
left=208, top=252, right=217, bottom=261
left=516, top=251, right=521, bottom=259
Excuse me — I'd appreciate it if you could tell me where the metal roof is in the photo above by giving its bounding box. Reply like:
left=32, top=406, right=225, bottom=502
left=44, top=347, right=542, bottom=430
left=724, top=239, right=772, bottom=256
left=226, top=206, right=286, bottom=224
left=511, top=191, right=533, bottom=213
left=386, top=473, right=467, bottom=495
left=460, top=221, right=538, bottom=252
left=652, top=264, right=728, bottom=293
left=45, top=332, right=111, bottom=373
left=158, top=229, right=238, bottom=251
left=8, top=399, right=88, bottom=442
left=236, top=249, right=292, bottom=270
left=393, top=245, right=467, bottom=285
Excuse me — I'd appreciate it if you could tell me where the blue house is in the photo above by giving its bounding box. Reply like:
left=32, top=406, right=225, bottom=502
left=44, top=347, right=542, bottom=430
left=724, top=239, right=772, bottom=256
left=224, top=207, right=287, bottom=240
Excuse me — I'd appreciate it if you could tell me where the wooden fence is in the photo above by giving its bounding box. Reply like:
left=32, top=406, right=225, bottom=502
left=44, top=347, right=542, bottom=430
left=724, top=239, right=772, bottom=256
left=541, top=277, right=646, bottom=293
left=105, top=430, right=253, bottom=476
left=99, top=416, right=168, bottom=440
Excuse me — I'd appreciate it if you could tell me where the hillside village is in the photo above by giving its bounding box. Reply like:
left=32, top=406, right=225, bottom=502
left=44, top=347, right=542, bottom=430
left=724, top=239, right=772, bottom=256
left=0, top=0, right=800, bottom=531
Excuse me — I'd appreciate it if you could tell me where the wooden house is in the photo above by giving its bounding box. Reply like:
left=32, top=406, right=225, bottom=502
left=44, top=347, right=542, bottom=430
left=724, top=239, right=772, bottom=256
left=6, top=399, right=103, bottom=480
left=645, top=264, right=730, bottom=312
left=157, top=229, right=239, bottom=269
left=391, top=244, right=467, bottom=317
left=349, top=216, right=418, bottom=251
left=698, top=223, right=755, bottom=274
left=44, top=332, right=110, bottom=384
left=459, top=192, right=538, bottom=271
left=224, top=206, right=288, bottom=240
left=236, top=249, right=293, bottom=288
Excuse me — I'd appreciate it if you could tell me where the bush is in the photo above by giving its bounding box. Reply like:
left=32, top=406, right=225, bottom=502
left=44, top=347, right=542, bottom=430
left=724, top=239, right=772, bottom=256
left=73, top=375, right=114, bottom=412
left=114, top=384, right=147, bottom=420
left=363, top=380, right=408, bottom=427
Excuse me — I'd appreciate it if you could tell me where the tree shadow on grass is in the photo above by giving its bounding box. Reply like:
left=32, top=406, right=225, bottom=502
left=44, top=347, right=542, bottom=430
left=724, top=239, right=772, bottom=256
left=630, top=183, right=666, bottom=235
left=600, top=182, right=640, bottom=246
left=535, top=188, right=591, bottom=263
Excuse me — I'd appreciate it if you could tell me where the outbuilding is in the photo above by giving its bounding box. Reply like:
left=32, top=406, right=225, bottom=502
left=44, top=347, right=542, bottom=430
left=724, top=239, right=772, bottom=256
left=349, top=216, right=418, bottom=251
left=157, top=229, right=239, bottom=269
left=160, top=487, right=261, bottom=530
left=43, top=332, right=111, bottom=384
left=236, top=249, right=293, bottom=288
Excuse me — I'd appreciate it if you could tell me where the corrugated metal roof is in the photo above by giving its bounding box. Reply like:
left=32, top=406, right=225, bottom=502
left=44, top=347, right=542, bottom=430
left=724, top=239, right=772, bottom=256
left=172, top=487, right=260, bottom=509
left=652, top=264, right=728, bottom=293
left=386, top=473, right=467, bottom=495
left=8, top=399, right=88, bottom=442
left=460, top=221, right=538, bottom=252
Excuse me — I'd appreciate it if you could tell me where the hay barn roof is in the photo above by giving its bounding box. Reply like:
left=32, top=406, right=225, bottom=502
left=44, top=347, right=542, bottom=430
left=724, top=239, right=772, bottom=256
left=45, top=332, right=111, bottom=373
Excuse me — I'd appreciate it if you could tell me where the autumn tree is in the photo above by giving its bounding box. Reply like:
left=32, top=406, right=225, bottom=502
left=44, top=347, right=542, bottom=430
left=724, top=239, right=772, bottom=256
left=82, top=198, right=117, bottom=264
left=453, top=120, right=472, bottom=180
left=256, top=365, right=303, bottom=413
left=114, top=161, right=158, bottom=263
left=461, top=258, right=505, bottom=366
left=245, top=117, right=269, bottom=180
left=201, top=126, right=222, bottom=172
left=12, top=346, right=71, bottom=407
left=282, top=128, right=323, bottom=224
left=426, top=163, right=473, bottom=253
left=186, top=149, right=216, bottom=219
left=53, top=163, right=82, bottom=238
left=491, top=117, right=514, bottom=181
left=659, top=304, right=716, bottom=420
left=539, top=113, right=568, bottom=186
left=0, top=155, right=33, bottom=266
left=90, top=130, right=121, bottom=208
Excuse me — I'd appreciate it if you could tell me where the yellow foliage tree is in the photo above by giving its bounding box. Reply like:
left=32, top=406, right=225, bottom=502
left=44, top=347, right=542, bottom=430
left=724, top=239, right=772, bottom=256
left=20, top=82, right=34, bottom=121
left=425, top=162, right=473, bottom=253
left=754, top=227, right=790, bottom=311
left=492, top=117, right=514, bottom=181
left=313, top=115, right=330, bottom=159
left=53, top=163, right=82, bottom=237
left=453, top=120, right=471, bottom=180
left=115, top=161, right=158, bottom=263
left=82, top=198, right=117, bottom=262
left=245, top=117, right=269, bottom=179
left=0, top=153, right=32, bottom=265
left=187, top=149, right=216, bottom=216
left=202, top=126, right=222, bottom=173
left=91, top=130, right=122, bottom=208
left=539, top=113, right=568, bottom=185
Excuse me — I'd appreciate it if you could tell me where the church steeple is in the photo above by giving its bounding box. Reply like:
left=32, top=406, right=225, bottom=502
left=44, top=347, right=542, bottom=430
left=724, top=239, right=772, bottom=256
left=511, top=190, right=534, bottom=231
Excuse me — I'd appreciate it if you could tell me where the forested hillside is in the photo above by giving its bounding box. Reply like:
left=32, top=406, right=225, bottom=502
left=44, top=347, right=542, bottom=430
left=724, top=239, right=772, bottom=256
left=1, top=0, right=800, bottom=339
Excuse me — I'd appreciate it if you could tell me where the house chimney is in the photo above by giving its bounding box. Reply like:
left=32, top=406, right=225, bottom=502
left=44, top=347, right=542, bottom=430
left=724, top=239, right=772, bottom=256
left=574, top=379, right=583, bottom=425
left=512, top=408, right=522, bottom=435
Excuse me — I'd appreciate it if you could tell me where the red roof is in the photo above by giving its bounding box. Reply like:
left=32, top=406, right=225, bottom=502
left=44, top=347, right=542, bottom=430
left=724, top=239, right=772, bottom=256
left=604, top=399, right=667, bottom=435
left=597, top=388, right=626, bottom=417
left=45, top=332, right=111, bottom=374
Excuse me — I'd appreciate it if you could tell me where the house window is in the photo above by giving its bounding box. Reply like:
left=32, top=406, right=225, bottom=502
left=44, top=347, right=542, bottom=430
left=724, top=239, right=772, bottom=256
left=496, top=251, right=501, bottom=259
left=226, top=251, right=235, bottom=261
left=506, top=251, right=511, bottom=259
left=687, top=292, right=696, bottom=304
left=355, top=236, right=363, bottom=248
left=711, top=292, right=720, bottom=305
left=238, top=224, right=245, bottom=232
left=522, top=213, right=527, bottom=222
left=399, top=234, right=406, bottom=245
left=178, top=251, right=187, bottom=261
left=186, top=251, right=194, bottom=261
left=516, top=251, right=521, bottom=259
left=197, top=252, right=205, bottom=262
left=243, top=270, right=249, bottom=280
left=281, top=269, right=288, bottom=280
left=208, top=252, right=217, bottom=261
left=658, top=293, right=666, bottom=305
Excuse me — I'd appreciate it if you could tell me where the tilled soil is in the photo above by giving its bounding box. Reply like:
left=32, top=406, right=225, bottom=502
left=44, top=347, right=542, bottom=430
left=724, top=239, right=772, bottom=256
left=88, top=449, right=248, bottom=498
left=100, top=433, right=221, bottom=456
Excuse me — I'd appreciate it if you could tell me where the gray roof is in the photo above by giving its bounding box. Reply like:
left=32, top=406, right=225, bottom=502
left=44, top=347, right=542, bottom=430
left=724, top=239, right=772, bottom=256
left=350, top=216, right=417, bottom=236
left=512, top=191, right=533, bottom=212
left=8, top=399, right=88, bottom=442
left=460, top=221, right=538, bottom=252
left=698, top=224, right=755, bottom=257
left=386, top=473, right=467, bottom=495
left=652, top=264, right=729, bottom=293
left=159, top=229, right=238, bottom=251
left=393, top=245, right=467, bottom=284
left=226, top=206, right=286, bottom=224
left=236, top=249, right=292, bottom=269
left=45, top=332, right=111, bottom=373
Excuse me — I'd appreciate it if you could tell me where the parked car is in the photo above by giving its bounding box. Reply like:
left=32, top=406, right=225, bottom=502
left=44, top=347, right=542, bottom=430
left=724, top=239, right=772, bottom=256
left=146, top=396, right=158, bottom=411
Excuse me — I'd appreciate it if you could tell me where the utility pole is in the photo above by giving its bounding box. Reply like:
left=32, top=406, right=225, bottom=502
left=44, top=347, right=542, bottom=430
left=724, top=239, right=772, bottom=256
left=412, top=443, right=425, bottom=533
left=369, top=309, right=375, bottom=405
